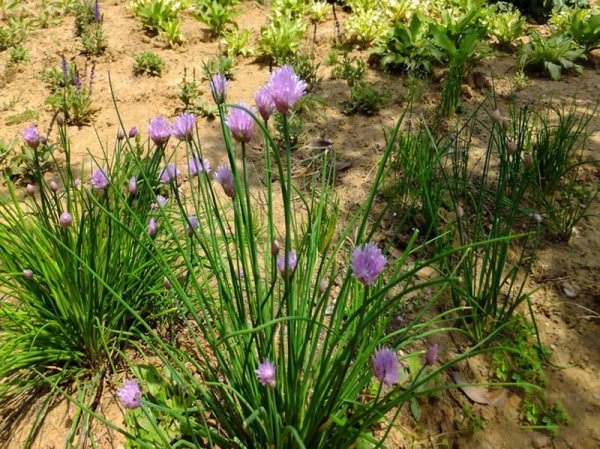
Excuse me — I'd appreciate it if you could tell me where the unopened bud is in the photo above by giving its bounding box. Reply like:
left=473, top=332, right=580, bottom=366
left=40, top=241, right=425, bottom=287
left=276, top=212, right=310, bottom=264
left=49, top=181, right=59, bottom=192
left=523, top=153, right=534, bottom=168
left=271, top=240, right=281, bottom=256
left=163, top=277, right=172, bottom=290
left=425, top=343, right=439, bottom=366
left=491, top=109, right=502, bottom=123
left=531, top=213, right=542, bottom=224
left=128, top=127, right=138, bottom=138
left=455, top=205, right=464, bottom=219
left=57, top=115, right=64, bottom=126
left=319, top=277, right=328, bottom=293
left=507, top=139, right=518, bottom=154
left=59, top=211, right=73, bottom=228
left=23, top=269, right=33, bottom=280
left=26, top=184, right=35, bottom=196
left=117, top=129, right=125, bottom=140
left=501, top=118, right=509, bottom=132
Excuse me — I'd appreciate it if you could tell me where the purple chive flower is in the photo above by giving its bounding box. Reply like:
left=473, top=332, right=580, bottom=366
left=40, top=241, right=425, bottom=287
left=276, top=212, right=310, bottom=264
left=73, top=178, right=82, bottom=188
left=117, top=380, right=142, bottom=410
left=128, top=176, right=137, bottom=195
left=172, top=112, right=196, bottom=142
left=91, top=168, right=109, bottom=190
left=148, top=116, right=171, bottom=146
left=117, top=129, right=125, bottom=140
left=214, top=165, right=235, bottom=198
left=128, top=126, right=138, bottom=138
left=49, top=181, right=59, bottom=192
left=266, top=65, right=307, bottom=114
left=188, top=156, right=211, bottom=176
left=22, top=125, right=40, bottom=150
left=26, top=184, right=35, bottom=196
left=372, top=348, right=400, bottom=386
left=59, top=212, right=73, bottom=228
left=425, top=343, right=438, bottom=366
left=148, top=217, right=157, bottom=237
left=186, top=215, right=199, bottom=236
left=255, top=86, right=276, bottom=122
left=210, top=74, right=228, bottom=104
left=256, top=360, right=276, bottom=388
left=61, top=55, right=69, bottom=83
left=73, top=72, right=81, bottom=91
left=150, top=194, right=168, bottom=210
left=23, top=269, right=33, bottom=280
left=276, top=251, right=297, bottom=276
left=159, top=163, right=181, bottom=184
left=226, top=103, right=255, bottom=144
left=352, top=243, right=387, bottom=286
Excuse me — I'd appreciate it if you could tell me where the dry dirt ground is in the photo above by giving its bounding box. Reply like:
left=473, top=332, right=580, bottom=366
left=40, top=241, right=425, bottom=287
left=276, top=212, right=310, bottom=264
left=0, top=1, right=599, bottom=448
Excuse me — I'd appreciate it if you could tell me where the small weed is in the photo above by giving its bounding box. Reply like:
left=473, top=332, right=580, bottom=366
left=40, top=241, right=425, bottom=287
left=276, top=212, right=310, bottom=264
left=204, top=55, right=236, bottom=80
left=195, top=0, right=239, bottom=38
left=343, top=81, right=386, bottom=116
left=81, top=23, right=107, bottom=56
left=519, top=31, right=585, bottom=80
left=134, top=51, right=164, bottom=77
left=220, top=28, right=254, bottom=57
left=8, top=45, right=28, bottom=65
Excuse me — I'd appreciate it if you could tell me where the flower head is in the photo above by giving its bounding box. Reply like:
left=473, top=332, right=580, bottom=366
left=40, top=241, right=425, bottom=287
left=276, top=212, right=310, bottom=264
left=226, top=103, right=255, bottom=144
left=186, top=215, right=199, bottom=236
left=117, top=380, right=141, bottom=410
left=210, top=74, right=228, bottom=104
left=26, top=184, right=35, bottom=196
left=172, top=112, right=196, bottom=142
left=188, top=156, right=211, bottom=176
left=148, top=217, right=158, bottom=237
left=372, top=348, right=399, bottom=386
left=425, top=343, right=438, bottom=366
left=49, top=181, right=59, bottom=192
left=59, top=212, right=73, bottom=228
left=93, top=0, right=101, bottom=23
left=159, top=163, right=181, bottom=184
left=91, top=168, right=109, bottom=190
left=128, top=126, right=138, bottom=138
left=255, top=86, right=275, bottom=122
left=352, top=243, right=387, bottom=286
left=215, top=165, right=235, bottom=198
left=22, top=125, right=40, bottom=150
left=117, top=128, right=125, bottom=140
left=148, top=116, right=171, bottom=146
left=128, top=176, right=137, bottom=195
left=266, top=65, right=307, bottom=114
left=256, top=360, right=276, bottom=388
left=23, top=269, right=33, bottom=280
left=277, top=251, right=297, bottom=276
left=152, top=195, right=168, bottom=209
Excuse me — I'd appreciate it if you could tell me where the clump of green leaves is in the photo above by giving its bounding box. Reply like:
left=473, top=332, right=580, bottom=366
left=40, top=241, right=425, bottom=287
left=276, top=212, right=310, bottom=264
left=0, top=17, right=27, bottom=51
left=134, top=51, right=165, bottom=77
left=131, top=0, right=183, bottom=46
left=518, top=31, right=585, bottom=80
left=486, top=4, right=525, bottom=50
left=331, top=54, right=366, bottom=87
left=178, top=68, right=218, bottom=118
left=344, top=0, right=389, bottom=47
left=81, top=22, right=108, bottom=55
left=220, top=28, right=254, bottom=57
left=195, top=0, right=239, bottom=38
left=552, top=6, right=600, bottom=52
left=259, top=15, right=306, bottom=64
left=204, top=55, right=236, bottom=80
left=343, top=81, right=386, bottom=115
left=370, top=13, right=440, bottom=74
left=284, top=52, right=322, bottom=92
left=73, top=0, right=96, bottom=36
left=8, top=44, right=28, bottom=65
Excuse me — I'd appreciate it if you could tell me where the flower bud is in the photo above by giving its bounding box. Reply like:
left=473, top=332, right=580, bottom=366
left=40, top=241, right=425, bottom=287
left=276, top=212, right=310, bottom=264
left=57, top=115, right=64, bottom=126
left=425, top=343, right=439, bottom=366
left=40, top=135, right=47, bottom=145
left=271, top=240, right=281, bottom=256
left=491, top=109, right=502, bottom=123
left=319, top=277, right=328, bottom=293
left=507, top=139, right=517, bottom=154
left=59, top=211, right=73, bottom=228
left=501, top=118, right=509, bottom=132
left=128, top=176, right=137, bottom=195
left=49, top=181, right=59, bottom=192
left=523, top=153, right=534, bottom=168
left=73, top=178, right=82, bottom=188
left=128, top=127, right=138, bottom=138
left=455, top=205, right=464, bottom=219
left=531, top=213, right=542, bottom=224
left=23, top=269, right=33, bottom=280
left=26, top=184, right=35, bottom=196
left=117, top=129, right=125, bottom=140
left=163, top=277, right=172, bottom=290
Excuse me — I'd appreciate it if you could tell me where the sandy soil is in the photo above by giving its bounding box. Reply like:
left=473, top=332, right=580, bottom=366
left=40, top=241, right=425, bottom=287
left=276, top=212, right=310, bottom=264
left=0, top=1, right=599, bottom=448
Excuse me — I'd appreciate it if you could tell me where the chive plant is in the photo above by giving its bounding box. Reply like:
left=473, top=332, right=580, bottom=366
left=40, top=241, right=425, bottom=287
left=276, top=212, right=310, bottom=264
left=0, top=119, right=180, bottom=411
left=107, top=67, right=496, bottom=448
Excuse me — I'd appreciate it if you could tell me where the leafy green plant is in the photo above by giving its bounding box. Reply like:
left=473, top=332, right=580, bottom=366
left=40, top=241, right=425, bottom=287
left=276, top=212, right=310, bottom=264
left=220, top=28, right=254, bottom=57
left=370, top=13, right=440, bottom=74
left=81, top=22, right=108, bottom=55
left=343, top=81, right=386, bottom=116
left=178, top=68, right=218, bottom=118
left=73, top=0, right=96, bottom=36
left=518, top=31, right=585, bottom=80
left=131, top=0, right=183, bottom=42
left=7, top=44, right=28, bottom=65
left=332, top=53, right=366, bottom=87
left=554, top=7, right=600, bottom=52
left=204, top=55, right=236, bottom=80
left=45, top=58, right=96, bottom=125
left=259, top=15, right=306, bottom=64
left=0, top=17, right=27, bottom=51
left=195, top=0, right=239, bottom=38
left=522, top=398, right=570, bottom=436
left=284, top=52, right=322, bottom=92
left=160, top=16, right=184, bottom=47
left=344, top=0, right=389, bottom=47
left=486, top=4, right=525, bottom=50
left=134, top=51, right=165, bottom=77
